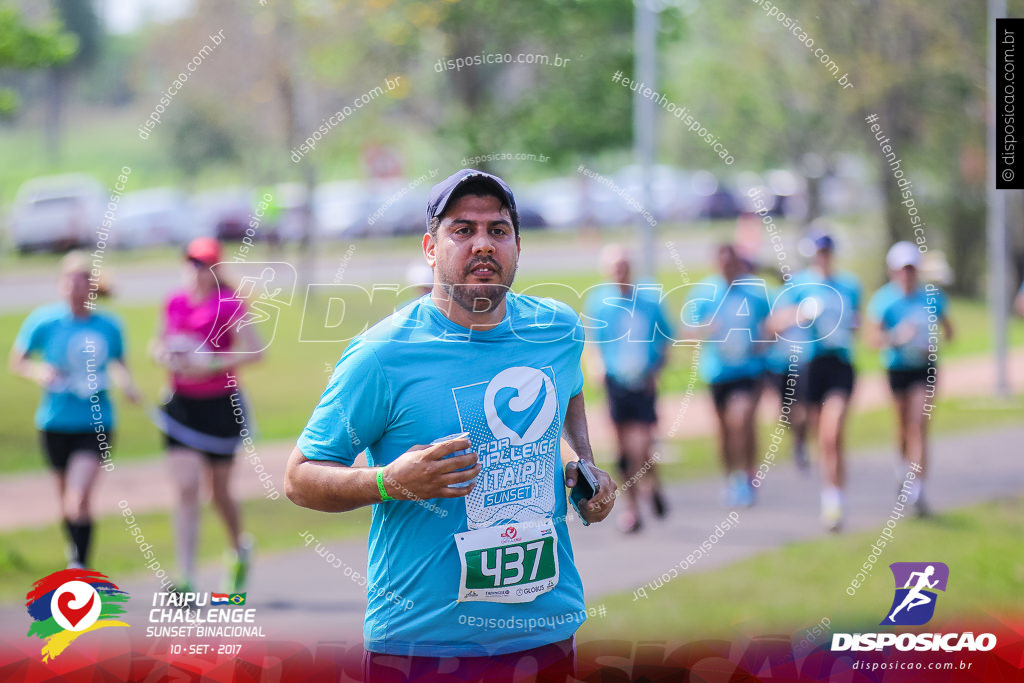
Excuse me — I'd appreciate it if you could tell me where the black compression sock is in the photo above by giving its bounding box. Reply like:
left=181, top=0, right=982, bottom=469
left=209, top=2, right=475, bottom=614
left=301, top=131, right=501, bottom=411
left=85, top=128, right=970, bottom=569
left=66, top=520, right=94, bottom=567
left=62, top=518, right=75, bottom=562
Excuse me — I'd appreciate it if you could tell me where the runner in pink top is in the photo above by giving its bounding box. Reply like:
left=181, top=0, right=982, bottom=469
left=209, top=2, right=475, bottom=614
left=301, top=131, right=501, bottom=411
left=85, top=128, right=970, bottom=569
left=152, top=237, right=264, bottom=594
left=163, top=284, right=245, bottom=398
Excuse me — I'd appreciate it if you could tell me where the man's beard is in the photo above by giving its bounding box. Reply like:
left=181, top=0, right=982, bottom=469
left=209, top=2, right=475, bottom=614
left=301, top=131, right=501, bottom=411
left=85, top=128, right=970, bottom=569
left=438, top=257, right=517, bottom=314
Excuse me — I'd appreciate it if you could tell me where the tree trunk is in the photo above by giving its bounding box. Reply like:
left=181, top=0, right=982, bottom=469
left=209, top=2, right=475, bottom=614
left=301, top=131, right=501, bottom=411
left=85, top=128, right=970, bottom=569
left=45, top=68, right=68, bottom=164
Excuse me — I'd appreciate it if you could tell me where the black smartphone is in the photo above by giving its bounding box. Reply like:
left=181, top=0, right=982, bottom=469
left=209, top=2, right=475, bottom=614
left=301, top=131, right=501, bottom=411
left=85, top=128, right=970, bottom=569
left=569, top=460, right=600, bottom=526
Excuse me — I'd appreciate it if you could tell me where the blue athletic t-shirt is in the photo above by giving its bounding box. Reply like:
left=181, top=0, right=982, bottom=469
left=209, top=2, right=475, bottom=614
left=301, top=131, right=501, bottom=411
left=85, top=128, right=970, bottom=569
left=789, top=269, right=862, bottom=363
left=584, top=283, right=673, bottom=389
left=867, top=282, right=948, bottom=370
left=688, top=276, right=771, bottom=384
left=297, top=293, right=587, bottom=657
left=14, top=302, right=125, bottom=432
left=764, top=283, right=812, bottom=374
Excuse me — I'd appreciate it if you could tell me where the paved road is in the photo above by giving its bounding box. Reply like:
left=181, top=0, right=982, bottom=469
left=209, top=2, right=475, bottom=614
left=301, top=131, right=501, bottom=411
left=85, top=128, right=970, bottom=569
left=2, top=424, right=1021, bottom=646
left=3, top=348, right=1020, bottom=532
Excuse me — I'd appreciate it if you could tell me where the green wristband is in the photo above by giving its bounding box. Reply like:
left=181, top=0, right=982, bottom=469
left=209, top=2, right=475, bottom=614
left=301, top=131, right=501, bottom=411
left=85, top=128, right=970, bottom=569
left=376, top=468, right=394, bottom=502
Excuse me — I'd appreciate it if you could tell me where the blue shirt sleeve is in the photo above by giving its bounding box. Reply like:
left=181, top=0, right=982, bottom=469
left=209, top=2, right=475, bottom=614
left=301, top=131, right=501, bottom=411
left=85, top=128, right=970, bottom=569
left=688, top=286, right=716, bottom=326
left=14, top=307, right=49, bottom=355
left=652, top=295, right=674, bottom=349
left=866, top=287, right=888, bottom=325
left=297, top=337, right=392, bottom=465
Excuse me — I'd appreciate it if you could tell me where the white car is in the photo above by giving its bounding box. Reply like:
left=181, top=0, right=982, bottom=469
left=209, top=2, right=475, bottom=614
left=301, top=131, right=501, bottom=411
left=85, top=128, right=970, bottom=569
left=116, top=188, right=196, bottom=248
left=313, top=181, right=373, bottom=239
left=10, top=175, right=105, bottom=253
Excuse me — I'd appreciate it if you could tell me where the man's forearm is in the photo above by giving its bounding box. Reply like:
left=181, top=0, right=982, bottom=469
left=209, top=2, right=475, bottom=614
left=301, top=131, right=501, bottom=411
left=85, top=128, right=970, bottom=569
left=285, top=446, right=387, bottom=513
left=563, top=392, right=595, bottom=464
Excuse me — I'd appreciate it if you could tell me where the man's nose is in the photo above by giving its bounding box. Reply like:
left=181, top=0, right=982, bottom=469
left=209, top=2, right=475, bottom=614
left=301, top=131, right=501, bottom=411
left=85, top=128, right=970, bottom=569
left=471, top=232, right=496, bottom=254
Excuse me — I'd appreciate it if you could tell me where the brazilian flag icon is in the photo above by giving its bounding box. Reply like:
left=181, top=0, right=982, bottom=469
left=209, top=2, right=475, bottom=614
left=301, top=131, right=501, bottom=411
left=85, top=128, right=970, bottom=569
left=229, top=593, right=246, bottom=605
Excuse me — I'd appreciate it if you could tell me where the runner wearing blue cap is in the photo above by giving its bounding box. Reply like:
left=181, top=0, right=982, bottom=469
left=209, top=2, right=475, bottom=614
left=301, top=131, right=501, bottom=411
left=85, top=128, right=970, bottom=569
left=867, top=242, right=954, bottom=516
left=772, top=232, right=861, bottom=531
left=285, top=169, right=616, bottom=681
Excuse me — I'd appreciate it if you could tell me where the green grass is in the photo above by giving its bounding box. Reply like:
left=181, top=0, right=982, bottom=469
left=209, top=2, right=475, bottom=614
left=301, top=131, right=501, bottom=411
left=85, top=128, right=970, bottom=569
left=0, top=495, right=371, bottom=604
left=579, top=497, right=1024, bottom=641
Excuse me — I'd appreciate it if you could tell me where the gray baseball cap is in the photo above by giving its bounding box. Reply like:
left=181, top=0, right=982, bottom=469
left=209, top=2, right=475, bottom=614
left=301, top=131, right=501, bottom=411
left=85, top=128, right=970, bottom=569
left=426, top=168, right=518, bottom=233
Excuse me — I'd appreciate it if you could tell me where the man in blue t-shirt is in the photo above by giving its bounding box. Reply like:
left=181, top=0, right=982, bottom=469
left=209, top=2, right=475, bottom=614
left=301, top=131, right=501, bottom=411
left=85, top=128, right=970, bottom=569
left=584, top=244, right=673, bottom=533
left=285, top=169, right=616, bottom=680
left=689, top=244, right=771, bottom=508
left=867, top=242, right=953, bottom=517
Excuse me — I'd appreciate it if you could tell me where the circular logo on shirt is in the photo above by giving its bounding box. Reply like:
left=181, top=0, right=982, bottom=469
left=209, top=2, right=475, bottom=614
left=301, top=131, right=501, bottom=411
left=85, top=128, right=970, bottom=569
left=483, top=367, right=557, bottom=446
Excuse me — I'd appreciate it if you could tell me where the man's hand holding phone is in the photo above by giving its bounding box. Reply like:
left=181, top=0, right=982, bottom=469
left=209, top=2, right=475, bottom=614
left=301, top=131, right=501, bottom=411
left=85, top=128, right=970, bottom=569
left=565, top=459, right=616, bottom=525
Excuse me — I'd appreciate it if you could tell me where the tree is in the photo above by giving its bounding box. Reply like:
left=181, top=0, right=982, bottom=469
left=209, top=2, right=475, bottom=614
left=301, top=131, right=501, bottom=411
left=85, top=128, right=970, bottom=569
left=659, top=0, right=988, bottom=293
left=424, top=0, right=639, bottom=168
left=166, top=99, right=241, bottom=182
left=0, top=5, right=76, bottom=116
left=44, top=0, right=102, bottom=162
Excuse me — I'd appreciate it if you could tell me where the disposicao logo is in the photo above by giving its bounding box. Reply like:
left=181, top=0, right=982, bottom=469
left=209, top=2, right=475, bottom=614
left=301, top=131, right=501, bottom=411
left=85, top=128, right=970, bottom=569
left=831, top=562, right=997, bottom=653
left=25, top=569, right=129, bottom=662
left=883, top=562, right=948, bottom=626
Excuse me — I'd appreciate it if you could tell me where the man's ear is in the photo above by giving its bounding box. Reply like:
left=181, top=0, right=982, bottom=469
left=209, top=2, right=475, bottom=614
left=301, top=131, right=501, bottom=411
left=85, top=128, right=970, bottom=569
left=423, top=231, right=436, bottom=267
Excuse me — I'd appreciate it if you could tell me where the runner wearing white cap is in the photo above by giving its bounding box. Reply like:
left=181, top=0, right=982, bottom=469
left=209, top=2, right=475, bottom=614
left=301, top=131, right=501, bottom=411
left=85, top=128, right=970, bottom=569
left=866, top=242, right=954, bottom=516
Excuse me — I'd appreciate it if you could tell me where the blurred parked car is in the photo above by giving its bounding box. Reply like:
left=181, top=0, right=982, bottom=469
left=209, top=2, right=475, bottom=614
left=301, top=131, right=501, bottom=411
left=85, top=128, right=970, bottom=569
left=361, top=178, right=426, bottom=237
left=10, top=175, right=104, bottom=253
left=313, top=181, right=375, bottom=239
left=613, top=164, right=696, bottom=223
left=521, top=177, right=586, bottom=229
left=192, top=187, right=253, bottom=241
left=116, top=188, right=196, bottom=248
left=691, top=171, right=741, bottom=220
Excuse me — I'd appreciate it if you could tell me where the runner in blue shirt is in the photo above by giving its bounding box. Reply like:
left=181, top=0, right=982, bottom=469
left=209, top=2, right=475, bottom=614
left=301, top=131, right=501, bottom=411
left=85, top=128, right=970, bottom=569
left=285, top=169, right=616, bottom=680
left=689, top=244, right=771, bottom=508
left=772, top=232, right=861, bottom=531
left=9, top=252, right=140, bottom=568
left=867, top=242, right=954, bottom=516
left=584, top=244, right=673, bottom=533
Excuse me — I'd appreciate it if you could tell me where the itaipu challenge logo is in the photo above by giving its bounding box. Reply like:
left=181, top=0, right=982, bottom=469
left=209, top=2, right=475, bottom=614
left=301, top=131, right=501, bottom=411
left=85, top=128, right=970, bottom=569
left=25, top=569, right=129, bottom=662
left=882, top=561, right=949, bottom=626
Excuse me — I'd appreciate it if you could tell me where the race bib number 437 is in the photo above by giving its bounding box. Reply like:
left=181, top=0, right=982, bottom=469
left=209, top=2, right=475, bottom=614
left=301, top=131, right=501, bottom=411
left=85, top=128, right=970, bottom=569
left=455, top=520, right=559, bottom=603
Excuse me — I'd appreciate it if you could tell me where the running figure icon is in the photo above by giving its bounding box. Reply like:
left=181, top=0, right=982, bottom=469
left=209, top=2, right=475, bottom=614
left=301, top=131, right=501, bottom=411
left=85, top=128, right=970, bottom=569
left=887, top=565, right=938, bottom=622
